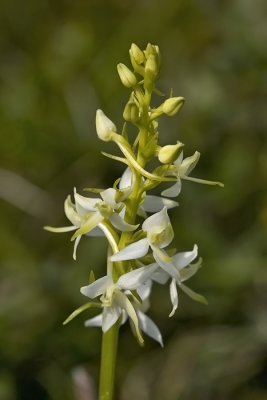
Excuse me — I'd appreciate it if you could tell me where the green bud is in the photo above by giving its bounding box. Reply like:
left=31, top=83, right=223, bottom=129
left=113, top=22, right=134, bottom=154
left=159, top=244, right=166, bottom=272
left=144, top=55, right=158, bottom=90
left=117, top=63, right=137, bottom=88
left=158, top=142, right=184, bottom=164
left=162, top=97, right=185, bottom=116
left=129, top=43, right=145, bottom=65
left=95, top=109, right=116, bottom=142
left=123, top=101, right=140, bottom=123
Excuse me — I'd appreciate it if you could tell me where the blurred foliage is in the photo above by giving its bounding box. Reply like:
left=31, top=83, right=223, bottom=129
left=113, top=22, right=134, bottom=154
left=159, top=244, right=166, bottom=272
left=0, top=0, right=267, bottom=399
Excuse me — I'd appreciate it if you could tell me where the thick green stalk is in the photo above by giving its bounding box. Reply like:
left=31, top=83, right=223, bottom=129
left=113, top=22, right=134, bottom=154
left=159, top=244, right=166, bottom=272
left=98, top=319, right=120, bottom=400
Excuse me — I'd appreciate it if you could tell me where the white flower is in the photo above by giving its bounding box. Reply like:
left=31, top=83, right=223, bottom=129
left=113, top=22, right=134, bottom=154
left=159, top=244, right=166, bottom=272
left=44, top=187, right=138, bottom=260
left=80, top=264, right=162, bottom=345
left=162, top=146, right=224, bottom=197
left=110, top=207, right=174, bottom=264
left=138, top=245, right=207, bottom=317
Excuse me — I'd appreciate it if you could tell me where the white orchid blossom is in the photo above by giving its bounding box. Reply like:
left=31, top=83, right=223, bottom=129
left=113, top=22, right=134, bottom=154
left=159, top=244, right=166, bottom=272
left=110, top=206, right=174, bottom=264
left=45, top=187, right=138, bottom=260
left=80, top=263, right=161, bottom=345
left=162, top=146, right=224, bottom=197
left=133, top=245, right=206, bottom=317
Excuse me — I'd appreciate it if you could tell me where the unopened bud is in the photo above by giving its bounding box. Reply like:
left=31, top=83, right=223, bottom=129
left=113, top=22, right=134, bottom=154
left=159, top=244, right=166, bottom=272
left=95, top=109, right=116, bottom=142
left=144, top=55, right=159, bottom=90
left=123, top=101, right=140, bottom=123
left=158, top=142, right=184, bottom=164
left=129, top=43, right=145, bottom=65
left=162, top=97, right=185, bottom=116
left=117, top=63, right=137, bottom=88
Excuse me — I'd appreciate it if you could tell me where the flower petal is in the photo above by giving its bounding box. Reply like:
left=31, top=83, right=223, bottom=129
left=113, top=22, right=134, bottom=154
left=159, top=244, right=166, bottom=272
left=64, top=195, right=81, bottom=226
left=137, top=310, right=163, bottom=347
left=153, top=250, right=180, bottom=281
left=109, top=213, right=139, bottom=232
left=110, top=238, right=150, bottom=262
left=173, top=244, right=198, bottom=270
left=100, top=188, right=117, bottom=209
left=102, top=306, right=121, bottom=332
left=115, top=291, right=144, bottom=344
left=169, top=278, right=178, bottom=317
left=180, top=259, right=202, bottom=282
left=161, top=181, right=181, bottom=197
left=117, top=263, right=158, bottom=290
left=119, top=167, right=132, bottom=189
left=84, top=313, right=103, bottom=328
left=74, top=192, right=101, bottom=213
left=80, top=276, right=112, bottom=299
left=179, top=151, right=200, bottom=177
left=142, top=195, right=178, bottom=213
left=142, top=207, right=170, bottom=232
left=72, top=212, right=104, bottom=239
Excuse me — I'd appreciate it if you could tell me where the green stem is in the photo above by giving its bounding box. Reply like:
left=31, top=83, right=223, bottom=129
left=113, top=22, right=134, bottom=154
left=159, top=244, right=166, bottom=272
left=98, top=320, right=120, bottom=400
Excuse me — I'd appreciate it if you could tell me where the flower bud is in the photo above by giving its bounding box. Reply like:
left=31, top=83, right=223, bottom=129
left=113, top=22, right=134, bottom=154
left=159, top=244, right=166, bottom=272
left=123, top=101, right=140, bottom=123
left=95, top=109, right=116, bottom=142
left=117, top=63, right=137, bottom=88
left=144, top=55, right=159, bottom=90
left=162, top=97, right=185, bottom=116
left=158, top=142, right=184, bottom=164
left=129, top=43, right=145, bottom=65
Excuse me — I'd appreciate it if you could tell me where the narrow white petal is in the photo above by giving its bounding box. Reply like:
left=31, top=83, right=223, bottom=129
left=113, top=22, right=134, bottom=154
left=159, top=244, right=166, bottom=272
left=174, top=150, right=183, bottom=166
left=173, top=244, right=198, bottom=270
left=80, top=276, right=112, bottom=299
left=110, top=238, right=150, bottom=262
left=102, top=306, right=121, bottom=332
left=84, top=314, right=103, bottom=328
left=73, top=235, right=81, bottom=260
left=109, top=213, right=139, bottom=232
left=142, top=195, right=178, bottom=212
left=169, top=278, right=178, bottom=317
left=137, top=311, right=163, bottom=347
left=117, top=264, right=158, bottom=290
left=161, top=181, right=181, bottom=198
left=119, top=167, right=132, bottom=189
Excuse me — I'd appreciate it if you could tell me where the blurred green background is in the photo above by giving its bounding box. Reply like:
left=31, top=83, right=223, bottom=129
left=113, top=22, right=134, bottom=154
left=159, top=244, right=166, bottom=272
left=0, top=0, right=267, bottom=399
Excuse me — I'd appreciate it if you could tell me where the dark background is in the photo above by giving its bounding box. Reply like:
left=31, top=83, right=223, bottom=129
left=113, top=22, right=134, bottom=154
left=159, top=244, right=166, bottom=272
left=0, top=0, right=267, bottom=399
